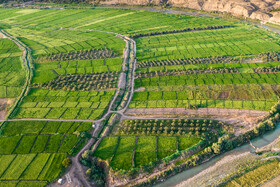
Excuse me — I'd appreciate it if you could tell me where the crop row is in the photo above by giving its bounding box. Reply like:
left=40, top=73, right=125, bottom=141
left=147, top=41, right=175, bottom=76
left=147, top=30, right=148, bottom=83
left=12, top=89, right=114, bottom=119
left=94, top=135, right=201, bottom=170
left=0, top=120, right=92, bottom=155
left=15, top=29, right=125, bottom=58
left=0, top=153, right=66, bottom=182
left=135, top=73, right=280, bottom=89
left=0, top=121, right=92, bottom=136
left=14, top=107, right=106, bottom=120
left=0, top=134, right=80, bottom=154
left=1, top=8, right=235, bottom=35
left=0, top=181, right=47, bottom=186
left=0, top=40, right=25, bottom=98
left=132, top=87, right=280, bottom=101
left=136, top=26, right=280, bottom=62
left=0, top=86, right=22, bottom=98
left=129, top=99, right=275, bottom=111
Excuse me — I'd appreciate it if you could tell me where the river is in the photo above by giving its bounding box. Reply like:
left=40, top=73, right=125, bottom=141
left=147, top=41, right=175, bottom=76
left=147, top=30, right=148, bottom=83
left=155, top=123, right=280, bottom=187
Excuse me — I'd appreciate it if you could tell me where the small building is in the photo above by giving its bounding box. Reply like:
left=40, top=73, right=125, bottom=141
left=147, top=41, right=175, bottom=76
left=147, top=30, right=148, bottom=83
left=57, top=178, right=65, bottom=185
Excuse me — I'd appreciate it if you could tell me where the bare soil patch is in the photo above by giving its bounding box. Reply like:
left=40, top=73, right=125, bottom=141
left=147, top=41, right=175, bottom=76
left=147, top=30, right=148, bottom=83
left=261, top=174, right=280, bottom=187
left=0, top=98, right=13, bottom=120
left=218, top=92, right=229, bottom=99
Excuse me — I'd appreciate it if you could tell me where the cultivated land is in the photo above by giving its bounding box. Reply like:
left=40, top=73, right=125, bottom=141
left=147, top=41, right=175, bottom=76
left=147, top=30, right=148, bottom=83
left=0, top=6, right=280, bottom=187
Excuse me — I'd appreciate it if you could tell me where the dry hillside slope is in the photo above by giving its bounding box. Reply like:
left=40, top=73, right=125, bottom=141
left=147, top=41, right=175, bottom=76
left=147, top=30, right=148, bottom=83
left=101, top=0, right=280, bottom=24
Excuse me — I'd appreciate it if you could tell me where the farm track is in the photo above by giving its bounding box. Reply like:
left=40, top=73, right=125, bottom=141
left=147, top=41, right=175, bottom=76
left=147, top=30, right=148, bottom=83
left=56, top=31, right=137, bottom=187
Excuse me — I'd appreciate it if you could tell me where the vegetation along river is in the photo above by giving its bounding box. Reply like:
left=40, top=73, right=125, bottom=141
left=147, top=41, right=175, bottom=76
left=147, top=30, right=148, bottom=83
left=156, top=123, right=280, bottom=187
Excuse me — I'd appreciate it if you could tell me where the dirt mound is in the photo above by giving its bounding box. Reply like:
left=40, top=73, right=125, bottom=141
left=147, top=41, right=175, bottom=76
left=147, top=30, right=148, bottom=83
left=101, top=0, right=280, bottom=25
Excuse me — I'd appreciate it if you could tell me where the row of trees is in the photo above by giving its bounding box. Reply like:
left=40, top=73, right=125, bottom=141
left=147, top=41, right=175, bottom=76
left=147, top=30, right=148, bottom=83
left=122, top=119, right=223, bottom=128
left=131, top=25, right=230, bottom=39
left=254, top=65, right=280, bottom=73
left=36, top=72, right=118, bottom=91
left=258, top=52, right=280, bottom=62
left=116, top=119, right=232, bottom=137
left=115, top=127, right=218, bottom=137
left=137, top=52, right=280, bottom=69
left=37, top=48, right=117, bottom=62
left=135, top=68, right=239, bottom=78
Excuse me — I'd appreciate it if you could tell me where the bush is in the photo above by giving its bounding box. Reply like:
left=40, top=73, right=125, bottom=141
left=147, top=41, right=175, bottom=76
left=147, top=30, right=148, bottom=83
left=62, top=158, right=72, bottom=168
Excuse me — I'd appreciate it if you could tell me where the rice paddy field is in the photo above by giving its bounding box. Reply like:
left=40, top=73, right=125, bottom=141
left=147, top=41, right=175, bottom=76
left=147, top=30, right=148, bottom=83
left=0, top=5, right=280, bottom=186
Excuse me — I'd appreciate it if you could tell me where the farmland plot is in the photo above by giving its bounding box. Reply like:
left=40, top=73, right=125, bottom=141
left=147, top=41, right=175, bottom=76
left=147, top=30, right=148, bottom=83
left=13, top=89, right=115, bottom=120
left=0, top=39, right=25, bottom=98
left=0, top=5, right=280, bottom=186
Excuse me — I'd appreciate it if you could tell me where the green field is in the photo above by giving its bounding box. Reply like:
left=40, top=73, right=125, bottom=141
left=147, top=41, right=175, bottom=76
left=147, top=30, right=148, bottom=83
left=0, top=120, right=93, bottom=185
left=13, top=89, right=114, bottom=120
left=136, top=26, right=280, bottom=61
left=0, top=121, right=92, bottom=155
left=0, top=5, right=280, bottom=186
left=0, top=39, right=25, bottom=98
left=0, top=153, right=66, bottom=183
left=95, top=135, right=201, bottom=170
left=93, top=118, right=234, bottom=170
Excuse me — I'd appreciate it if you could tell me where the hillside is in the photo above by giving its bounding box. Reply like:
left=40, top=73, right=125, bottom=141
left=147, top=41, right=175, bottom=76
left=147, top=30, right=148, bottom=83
left=101, top=0, right=280, bottom=24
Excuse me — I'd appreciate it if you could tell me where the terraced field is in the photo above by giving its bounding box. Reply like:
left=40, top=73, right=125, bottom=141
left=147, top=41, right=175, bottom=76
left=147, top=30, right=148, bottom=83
left=0, top=6, right=279, bottom=187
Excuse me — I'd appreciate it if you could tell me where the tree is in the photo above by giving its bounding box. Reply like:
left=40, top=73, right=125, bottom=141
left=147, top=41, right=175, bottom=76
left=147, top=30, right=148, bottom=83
left=62, top=157, right=72, bottom=168
left=86, top=168, right=92, bottom=177
left=82, top=150, right=91, bottom=161
left=212, top=143, right=222, bottom=154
